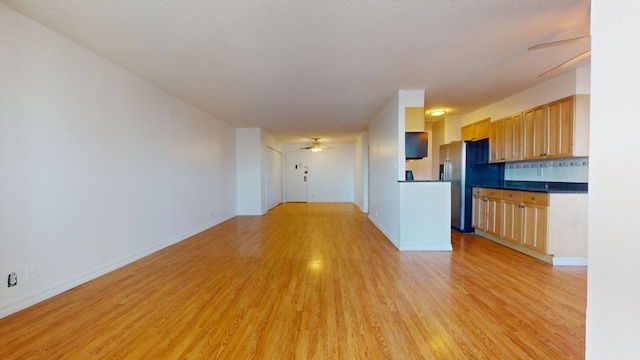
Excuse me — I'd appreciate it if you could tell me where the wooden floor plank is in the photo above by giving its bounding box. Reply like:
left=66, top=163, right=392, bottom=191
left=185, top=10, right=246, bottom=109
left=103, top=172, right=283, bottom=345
left=0, top=203, right=586, bottom=359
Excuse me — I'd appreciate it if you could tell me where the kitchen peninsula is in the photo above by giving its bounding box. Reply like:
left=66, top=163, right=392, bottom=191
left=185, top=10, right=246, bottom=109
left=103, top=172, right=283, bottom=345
left=397, top=180, right=451, bottom=251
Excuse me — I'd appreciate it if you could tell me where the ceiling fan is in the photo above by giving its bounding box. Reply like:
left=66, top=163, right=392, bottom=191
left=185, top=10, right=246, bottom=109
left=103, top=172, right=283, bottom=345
left=528, top=36, right=591, bottom=78
left=299, top=138, right=332, bottom=152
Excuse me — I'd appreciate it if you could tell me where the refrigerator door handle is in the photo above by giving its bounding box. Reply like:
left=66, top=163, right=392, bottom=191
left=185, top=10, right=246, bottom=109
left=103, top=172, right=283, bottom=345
left=445, top=160, right=450, bottom=181
left=442, top=161, right=447, bottom=181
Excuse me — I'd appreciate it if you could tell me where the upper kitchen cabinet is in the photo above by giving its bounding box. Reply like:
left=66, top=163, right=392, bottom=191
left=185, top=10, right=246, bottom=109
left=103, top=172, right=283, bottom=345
left=489, top=119, right=504, bottom=162
left=461, top=118, right=490, bottom=141
left=490, top=113, right=522, bottom=163
left=523, top=95, right=590, bottom=160
left=523, top=105, right=546, bottom=159
left=504, top=113, right=523, bottom=161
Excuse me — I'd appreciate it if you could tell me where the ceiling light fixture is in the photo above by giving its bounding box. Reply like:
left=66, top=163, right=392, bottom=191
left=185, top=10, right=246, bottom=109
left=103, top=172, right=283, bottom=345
left=300, top=138, right=332, bottom=152
left=430, top=109, right=446, bottom=117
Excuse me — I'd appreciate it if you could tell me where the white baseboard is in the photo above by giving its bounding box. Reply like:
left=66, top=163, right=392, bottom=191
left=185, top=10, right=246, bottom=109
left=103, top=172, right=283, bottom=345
left=399, top=244, right=453, bottom=251
left=368, top=215, right=400, bottom=250
left=0, top=213, right=235, bottom=319
left=552, top=257, right=588, bottom=266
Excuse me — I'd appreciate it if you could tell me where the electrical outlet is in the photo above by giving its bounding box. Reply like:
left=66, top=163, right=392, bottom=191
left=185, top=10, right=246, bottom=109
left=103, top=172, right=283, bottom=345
left=537, top=168, right=544, bottom=176
left=7, top=272, right=17, bottom=287
left=26, top=265, right=38, bottom=281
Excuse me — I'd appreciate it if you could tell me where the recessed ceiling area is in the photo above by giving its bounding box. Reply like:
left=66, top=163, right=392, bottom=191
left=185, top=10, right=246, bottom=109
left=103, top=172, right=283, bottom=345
left=0, top=0, right=591, bottom=144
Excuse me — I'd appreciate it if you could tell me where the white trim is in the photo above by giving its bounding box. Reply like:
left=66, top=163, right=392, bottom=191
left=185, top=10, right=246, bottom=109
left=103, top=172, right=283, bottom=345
left=399, top=244, right=453, bottom=251
left=0, top=213, right=235, bottom=319
left=552, top=257, right=588, bottom=266
left=368, top=215, right=400, bottom=250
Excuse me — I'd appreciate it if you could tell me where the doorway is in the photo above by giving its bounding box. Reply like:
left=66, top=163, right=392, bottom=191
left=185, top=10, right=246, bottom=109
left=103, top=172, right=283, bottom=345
left=285, top=151, right=308, bottom=202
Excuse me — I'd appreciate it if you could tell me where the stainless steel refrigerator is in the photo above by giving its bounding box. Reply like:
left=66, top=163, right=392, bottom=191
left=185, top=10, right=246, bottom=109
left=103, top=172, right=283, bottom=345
left=439, top=139, right=504, bottom=232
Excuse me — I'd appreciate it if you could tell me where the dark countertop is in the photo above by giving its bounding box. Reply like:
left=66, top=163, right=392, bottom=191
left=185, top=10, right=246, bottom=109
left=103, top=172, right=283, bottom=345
left=473, top=181, right=588, bottom=193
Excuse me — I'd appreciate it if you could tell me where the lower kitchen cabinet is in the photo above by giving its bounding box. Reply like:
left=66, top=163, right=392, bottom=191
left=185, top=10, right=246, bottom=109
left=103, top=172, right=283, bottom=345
left=522, top=203, right=548, bottom=253
left=471, top=187, right=586, bottom=265
left=485, top=191, right=502, bottom=236
left=501, top=190, right=523, bottom=244
left=472, top=188, right=502, bottom=236
left=471, top=192, right=485, bottom=230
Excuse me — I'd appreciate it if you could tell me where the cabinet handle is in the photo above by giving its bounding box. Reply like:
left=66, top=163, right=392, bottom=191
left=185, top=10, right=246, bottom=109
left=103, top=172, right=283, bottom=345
left=531, top=196, right=536, bottom=201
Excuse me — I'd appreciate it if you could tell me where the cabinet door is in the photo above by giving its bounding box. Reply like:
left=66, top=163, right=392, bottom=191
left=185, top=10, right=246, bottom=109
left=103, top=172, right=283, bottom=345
left=486, top=198, right=502, bottom=236
left=472, top=195, right=486, bottom=231
left=461, top=124, right=473, bottom=141
left=501, top=200, right=523, bottom=244
left=489, top=120, right=502, bottom=162
left=476, top=118, right=490, bottom=140
left=505, top=113, right=523, bottom=161
left=496, top=120, right=505, bottom=161
left=523, top=106, right=546, bottom=159
left=547, top=96, right=574, bottom=157
left=522, top=203, right=548, bottom=253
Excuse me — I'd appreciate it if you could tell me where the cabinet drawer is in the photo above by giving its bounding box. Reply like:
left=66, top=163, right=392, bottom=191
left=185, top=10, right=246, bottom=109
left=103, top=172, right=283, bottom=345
left=522, top=192, right=549, bottom=206
left=485, top=189, right=503, bottom=199
left=502, top=190, right=523, bottom=202
left=473, top=187, right=487, bottom=196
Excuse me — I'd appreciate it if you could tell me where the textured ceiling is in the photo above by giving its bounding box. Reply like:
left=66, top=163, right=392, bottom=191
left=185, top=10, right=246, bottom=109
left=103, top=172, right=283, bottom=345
left=1, top=0, right=591, bottom=144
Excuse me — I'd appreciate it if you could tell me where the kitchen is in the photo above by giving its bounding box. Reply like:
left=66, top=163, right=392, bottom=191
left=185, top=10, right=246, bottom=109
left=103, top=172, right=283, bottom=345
left=397, top=69, right=589, bottom=265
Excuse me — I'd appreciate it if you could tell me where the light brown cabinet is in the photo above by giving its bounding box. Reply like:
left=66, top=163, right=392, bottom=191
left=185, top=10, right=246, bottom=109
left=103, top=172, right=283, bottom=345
left=521, top=192, right=549, bottom=253
left=485, top=190, right=502, bottom=236
left=523, top=95, right=589, bottom=160
left=472, top=188, right=502, bottom=236
left=472, top=187, right=548, bottom=254
left=501, top=190, right=523, bottom=244
left=472, top=187, right=587, bottom=264
left=491, top=95, right=588, bottom=162
left=490, top=113, right=522, bottom=163
left=489, top=120, right=505, bottom=162
left=523, top=105, right=546, bottom=159
left=504, top=113, right=523, bottom=161
left=546, top=96, right=574, bottom=158
left=462, top=118, right=490, bottom=141
left=471, top=188, right=485, bottom=230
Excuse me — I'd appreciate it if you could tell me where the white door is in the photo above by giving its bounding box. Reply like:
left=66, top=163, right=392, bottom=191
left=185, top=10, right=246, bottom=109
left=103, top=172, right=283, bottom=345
left=266, top=147, right=282, bottom=210
left=286, top=151, right=308, bottom=202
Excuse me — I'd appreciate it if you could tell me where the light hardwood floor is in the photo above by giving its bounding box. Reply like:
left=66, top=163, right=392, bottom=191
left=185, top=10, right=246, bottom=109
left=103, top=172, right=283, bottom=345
left=0, top=203, right=586, bottom=359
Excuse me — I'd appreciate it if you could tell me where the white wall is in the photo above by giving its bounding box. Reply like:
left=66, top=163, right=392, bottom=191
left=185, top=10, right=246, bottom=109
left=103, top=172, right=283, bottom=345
left=0, top=4, right=237, bottom=318
left=237, top=128, right=282, bottom=215
left=281, top=143, right=354, bottom=202
left=261, top=130, right=282, bottom=213
left=431, top=119, right=445, bottom=178
left=587, top=1, right=640, bottom=358
left=236, top=128, right=262, bottom=215
left=368, top=92, right=401, bottom=247
left=354, top=132, right=369, bottom=212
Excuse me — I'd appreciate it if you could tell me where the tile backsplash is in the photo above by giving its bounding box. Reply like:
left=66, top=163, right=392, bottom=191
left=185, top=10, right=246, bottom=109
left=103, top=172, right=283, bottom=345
left=504, top=157, right=589, bottom=183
